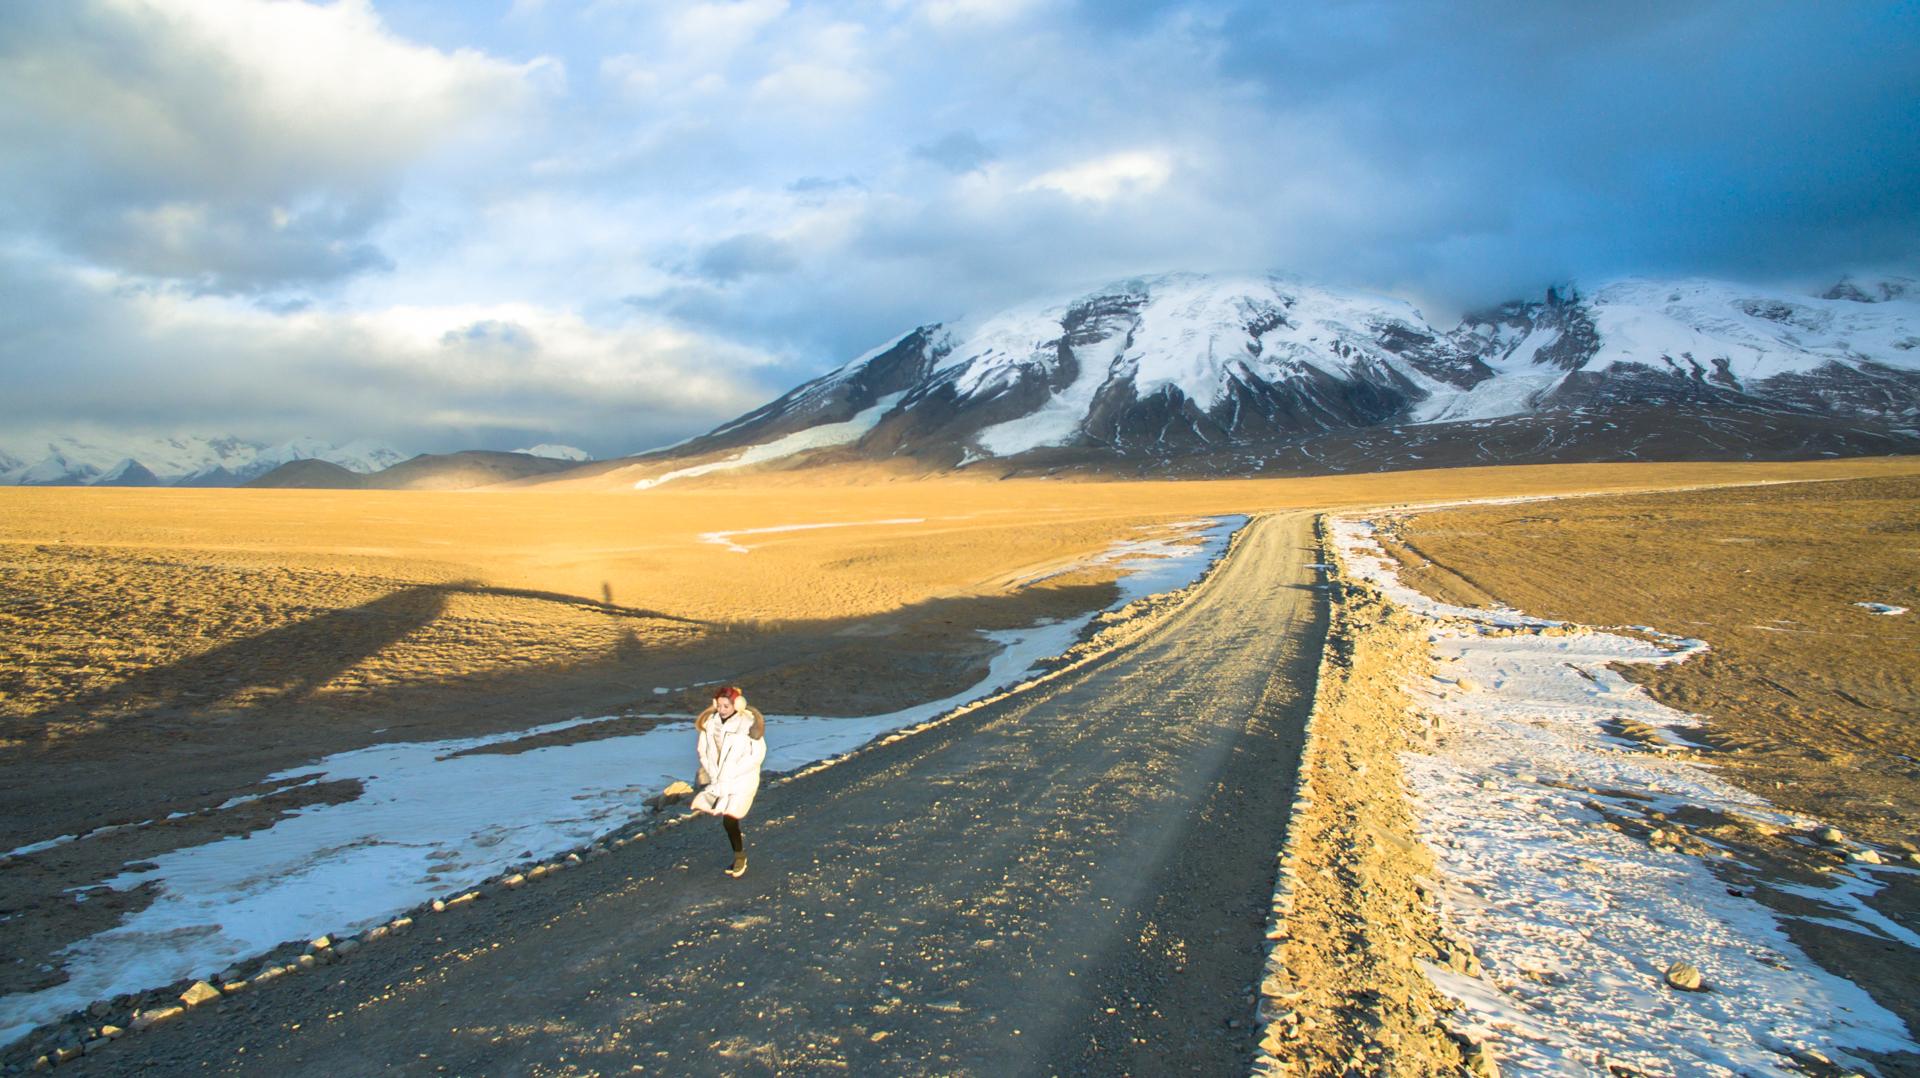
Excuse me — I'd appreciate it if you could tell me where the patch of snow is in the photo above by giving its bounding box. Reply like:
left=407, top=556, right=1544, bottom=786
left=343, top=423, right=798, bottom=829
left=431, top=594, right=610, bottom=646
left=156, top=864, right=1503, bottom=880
left=0, top=516, right=1242, bottom=1047
left=1331, top=516, right=1918, bottom=1075
left=699, top=518, right=926, bottom=554
left=973, top=327, right=1129, bottom=455
left=1854, top=602, right=1909, bottom=615
left=632, top=392, right=906, bottom=489
left=510, top=444, right=592, bottom=462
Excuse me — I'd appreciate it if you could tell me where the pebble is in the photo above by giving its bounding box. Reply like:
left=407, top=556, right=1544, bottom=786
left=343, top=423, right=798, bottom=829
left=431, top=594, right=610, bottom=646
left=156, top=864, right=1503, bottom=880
left=310, top=935, right=333, bottom=950
left=1850, top=848, right=1883, bottom=865
left=1664, top=961, right=1706, bottom=992
left=1816, top=826, right=1846, bottom=845
left=100, top=1025, right=124, bottom=1040
left=505, top=873, right=527, bottom=888
left=132, top=1006, right=183, bottom=1030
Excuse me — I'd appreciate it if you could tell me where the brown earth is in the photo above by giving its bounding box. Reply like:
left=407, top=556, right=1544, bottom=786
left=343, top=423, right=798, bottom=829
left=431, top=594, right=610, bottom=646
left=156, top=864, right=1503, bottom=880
left=1251, top=532, right=1469, bottom=1077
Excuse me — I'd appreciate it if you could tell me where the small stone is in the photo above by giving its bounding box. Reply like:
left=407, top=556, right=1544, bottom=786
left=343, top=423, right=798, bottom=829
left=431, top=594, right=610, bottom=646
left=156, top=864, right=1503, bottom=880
left=54, top=1047, right=82, bottom=1064
left=869, top=1030, right=890, bottom=1043
left=254, top=967, right=285, bottom=985
left=100, top=1025, right=124, bottom=1039
left=1664, top=962, right=1706, bottom=992
left=528, top=865, right=549, bottom=879
left=1908, top=852, right=1920, bottom=867
left=662, top=780, right=695, bottom=800
left=310, top=935, right=333, bottom=950
left=296, top=954, right=317, bottom=970
left=564, top=853, right=582, bottom=866
left=1851, top=848, right=1883, bottom=865
left=1455, top=677, right=1482, bottom=693
left=31, top=1055, right=50, bottom=1071
left=334, top=940, right=360, bottom=956
left=217, top=968, right=244, bottom=984
left=504, top=874, right=527, bottom=888
left=431, top=899, right=447, bottom=912
left=221, top=981, right=248, bottom=994
left=179, top=981, right=221, bottom=1007
left=1816, top=826, right=1845, bottom=845
left=364, top=925, right=390, bottom=942
left=84, top=1038, right=111, bottom=1054
left=1464, top=1041, right=1500, bottom=1077
left=132, top=1006, right=184, bottom=1030
left=88, top=1000, right=112, bottom=1018
left=390, top=917, right=413, bottom=932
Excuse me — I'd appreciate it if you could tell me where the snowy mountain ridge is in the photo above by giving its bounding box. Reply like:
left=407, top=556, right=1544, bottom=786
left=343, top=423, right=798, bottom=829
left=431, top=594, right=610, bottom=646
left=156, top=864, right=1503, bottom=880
left=635, top=270, right=1920, bottom=482
left=0, top=434, right=406, bottom=487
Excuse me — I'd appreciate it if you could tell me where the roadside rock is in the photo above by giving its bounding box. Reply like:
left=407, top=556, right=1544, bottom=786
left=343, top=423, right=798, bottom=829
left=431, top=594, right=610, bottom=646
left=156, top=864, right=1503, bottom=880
left=179, top=981, right=221, bottom=1008
left=1664, top=961, right=1706, bottom=992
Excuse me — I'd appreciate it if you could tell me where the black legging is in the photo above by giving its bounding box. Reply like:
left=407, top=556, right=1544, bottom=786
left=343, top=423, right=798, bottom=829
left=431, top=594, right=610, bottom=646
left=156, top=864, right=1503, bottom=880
left=722, top=814, right=744, bottom=854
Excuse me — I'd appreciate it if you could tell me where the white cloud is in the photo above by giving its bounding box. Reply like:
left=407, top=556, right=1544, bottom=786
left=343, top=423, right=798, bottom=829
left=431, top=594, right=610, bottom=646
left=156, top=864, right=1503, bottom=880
left=1024, top=150, right=1176, bottom=203
left=917, top=0, right=1050, bottom=27
left=0, top=0, right=554, bottom=289
left=0, top=252, right=785, bottom=453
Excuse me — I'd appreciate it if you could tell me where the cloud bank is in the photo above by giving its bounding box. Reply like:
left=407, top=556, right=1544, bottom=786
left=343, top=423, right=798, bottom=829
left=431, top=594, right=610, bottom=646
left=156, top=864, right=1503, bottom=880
left=2, top=0, right=1915, bottom=458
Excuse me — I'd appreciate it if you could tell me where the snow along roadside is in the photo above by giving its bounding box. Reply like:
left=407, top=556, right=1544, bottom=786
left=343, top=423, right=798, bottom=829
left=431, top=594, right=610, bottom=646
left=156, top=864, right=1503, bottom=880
left=1303, top=512, right=1919, bottom=1076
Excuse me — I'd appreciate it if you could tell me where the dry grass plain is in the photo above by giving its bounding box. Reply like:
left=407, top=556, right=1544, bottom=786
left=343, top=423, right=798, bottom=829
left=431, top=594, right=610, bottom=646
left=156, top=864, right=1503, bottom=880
left=2, top=456, right=1918, bottom=1003
left=1391, top=475, right=1920, bottom=849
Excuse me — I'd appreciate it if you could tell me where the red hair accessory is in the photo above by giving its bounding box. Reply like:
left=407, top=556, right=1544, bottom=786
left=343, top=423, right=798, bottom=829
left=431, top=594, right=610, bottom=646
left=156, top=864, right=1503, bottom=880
left=713, top=686, right=743, bottom=703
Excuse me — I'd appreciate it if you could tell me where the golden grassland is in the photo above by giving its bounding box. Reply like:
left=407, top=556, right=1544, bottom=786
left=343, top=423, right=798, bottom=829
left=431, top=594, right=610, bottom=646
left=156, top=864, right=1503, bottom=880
left=1392, top=473, right=1920, bottom=851
left=1, top=456, right=1917, bottom=1001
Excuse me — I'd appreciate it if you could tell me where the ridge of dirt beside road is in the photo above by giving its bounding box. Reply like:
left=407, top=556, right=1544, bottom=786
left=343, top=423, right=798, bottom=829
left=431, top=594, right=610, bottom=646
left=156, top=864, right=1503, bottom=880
left=15, top=514, right=1313, bottom=1076
left=1251, top=519, right=1468, bottom=1078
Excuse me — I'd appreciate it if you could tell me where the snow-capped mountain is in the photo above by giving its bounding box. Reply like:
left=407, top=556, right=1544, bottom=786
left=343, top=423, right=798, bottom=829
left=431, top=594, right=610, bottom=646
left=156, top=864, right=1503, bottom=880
left=511, top=444, right=593, bottom=461
left=0, top=434, right=406, bottom=487
left=627, top=271, right=1920, bottom=483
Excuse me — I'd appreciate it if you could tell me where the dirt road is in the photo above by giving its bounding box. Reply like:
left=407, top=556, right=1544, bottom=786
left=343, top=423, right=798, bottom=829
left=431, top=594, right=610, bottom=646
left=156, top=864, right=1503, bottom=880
left=67, top=513, right=1325, bottom=1076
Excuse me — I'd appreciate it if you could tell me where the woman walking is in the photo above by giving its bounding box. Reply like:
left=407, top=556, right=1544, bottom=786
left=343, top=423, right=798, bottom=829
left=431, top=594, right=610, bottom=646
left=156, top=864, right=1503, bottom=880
left=691, top=686, right=765, bottom=878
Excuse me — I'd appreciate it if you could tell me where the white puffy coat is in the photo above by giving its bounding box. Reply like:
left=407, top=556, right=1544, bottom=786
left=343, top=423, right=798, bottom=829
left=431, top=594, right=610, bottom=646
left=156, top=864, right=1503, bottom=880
left=691, top=705, right=766, bottom=819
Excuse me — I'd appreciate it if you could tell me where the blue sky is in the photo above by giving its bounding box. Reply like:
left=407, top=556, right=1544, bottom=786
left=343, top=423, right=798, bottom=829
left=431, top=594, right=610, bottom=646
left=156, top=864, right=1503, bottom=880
left=2, top=0, right=1916, bottom=458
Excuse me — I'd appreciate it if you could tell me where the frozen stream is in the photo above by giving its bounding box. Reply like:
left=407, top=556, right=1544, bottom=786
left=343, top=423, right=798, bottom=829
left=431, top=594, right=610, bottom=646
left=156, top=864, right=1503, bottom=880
left=0, top=516, right=1242, bottom=1046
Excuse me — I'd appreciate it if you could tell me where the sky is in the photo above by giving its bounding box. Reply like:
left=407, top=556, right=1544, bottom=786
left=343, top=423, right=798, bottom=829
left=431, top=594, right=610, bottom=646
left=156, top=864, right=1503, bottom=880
left=2, top=0, right=1916, bottom=460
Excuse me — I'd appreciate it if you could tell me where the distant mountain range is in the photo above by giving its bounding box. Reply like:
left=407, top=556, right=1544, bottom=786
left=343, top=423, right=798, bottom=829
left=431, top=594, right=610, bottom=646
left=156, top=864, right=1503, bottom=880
left=0, top=435, right=594, bottom=489
left=10, top=271, right=1916, bottom=492
left=595, top=271, right=1920, bottom=486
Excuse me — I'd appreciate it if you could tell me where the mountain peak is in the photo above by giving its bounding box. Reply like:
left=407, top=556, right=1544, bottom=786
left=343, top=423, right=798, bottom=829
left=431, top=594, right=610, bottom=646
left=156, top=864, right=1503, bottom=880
left=617, top=270, right=1920, bottom=486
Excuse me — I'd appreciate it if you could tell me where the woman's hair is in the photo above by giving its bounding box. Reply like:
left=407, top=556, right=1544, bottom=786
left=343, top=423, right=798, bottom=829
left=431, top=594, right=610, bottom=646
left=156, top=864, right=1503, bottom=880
left=713, top=685, right=744, bottom=703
